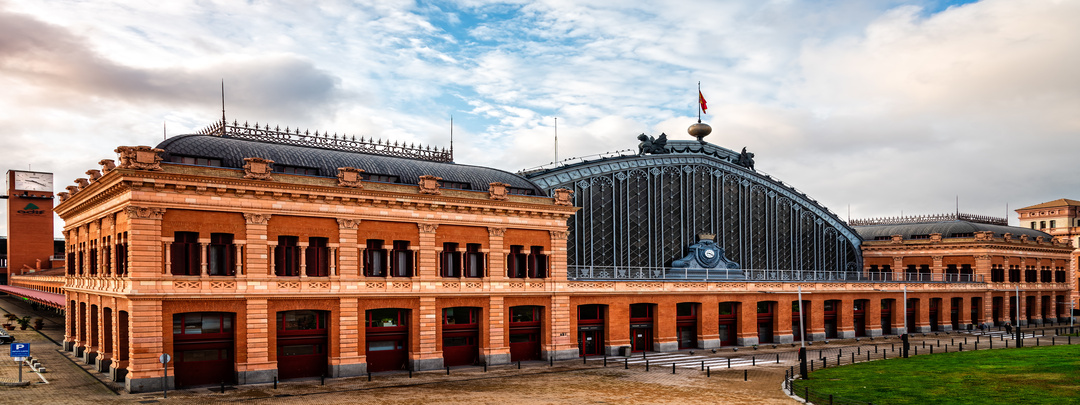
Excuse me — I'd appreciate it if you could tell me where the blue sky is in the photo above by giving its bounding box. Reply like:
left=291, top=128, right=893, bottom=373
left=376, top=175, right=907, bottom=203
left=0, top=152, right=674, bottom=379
left=1, top=0, right=1078, bottom=237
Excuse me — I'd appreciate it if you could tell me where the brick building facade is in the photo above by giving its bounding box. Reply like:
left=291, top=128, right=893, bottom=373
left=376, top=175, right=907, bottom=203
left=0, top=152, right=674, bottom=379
left=48, top=121, right=1077, bottom=392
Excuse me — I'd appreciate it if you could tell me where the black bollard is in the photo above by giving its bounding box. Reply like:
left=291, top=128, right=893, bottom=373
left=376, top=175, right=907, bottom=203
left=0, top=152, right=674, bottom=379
left=446, top=366, right=450, bottom=375
left=823, top=358, right=827, bottom=368
left=728, top=357, right=731, bottom=368
left=321, top=375, right=325, bottom=386
left=409, top=369, right=412, bottom=378
left=274, top=376, right=278, bottom=389
left=707, top=366, right=710, bottom=377
left=646, top=360, right=650, bottom=372
left=851, top=352, right=854, bottom=363
left=221, top=381, right=225, bottom=394
left=550, top=357, right=553, bottom=367
left=744, top=369, right=748, bottom=381
left=672, top=363, right=676, bottom=374
left=625, top=358, right=628, bottom=369
left=518, top=361, right=521, bottom=369
left=752, top=356, right=756, bottom=366
left=604, top=357, right=607, bottom=367
left=930, top=345, right=933, bottom=354
left=867, top=351, right=870, bottom=361
left=811, top=360, right=814, bottom=371
left=776, top=353, right=780, bottom=363
left=701, top=360, right=704, bottom=371
left=485, top=363, right=488, bottom=372
left=584, top=356, right=587, bottom=365
left=368, top=370, right=372, bottom=381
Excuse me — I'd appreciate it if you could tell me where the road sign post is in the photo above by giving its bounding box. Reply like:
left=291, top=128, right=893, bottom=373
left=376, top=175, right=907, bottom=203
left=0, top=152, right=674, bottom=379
left=11, top=343, right=30, bottom=383
left=159, top=353, right=171, bottom=398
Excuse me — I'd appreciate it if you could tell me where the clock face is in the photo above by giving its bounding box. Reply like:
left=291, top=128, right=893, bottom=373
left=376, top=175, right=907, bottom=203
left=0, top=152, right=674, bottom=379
left=704, top=249, right=716, bottom=259
left=13, top=171, right=53, bottom=192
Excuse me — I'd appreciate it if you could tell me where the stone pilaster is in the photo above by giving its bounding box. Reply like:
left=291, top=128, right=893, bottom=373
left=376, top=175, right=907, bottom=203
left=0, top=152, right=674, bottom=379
left=243, top=213, right=271, bottom=276
left=418, top=223, right=438, bottom=279
left=237, top=299, right=275, bottom=384
left=411, top=296, right=442, bottom=370
left=482, top=296, right=510, bottom=365
left=124, top=300, right=166, bottom=393
left=548, top=295, right=577, bottom=360
left=330, top=297, right=365, bottom=377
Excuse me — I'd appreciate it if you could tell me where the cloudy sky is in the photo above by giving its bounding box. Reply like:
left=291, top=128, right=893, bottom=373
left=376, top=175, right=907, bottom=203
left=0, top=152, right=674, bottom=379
left=2, top=0, right=1078, bottom=237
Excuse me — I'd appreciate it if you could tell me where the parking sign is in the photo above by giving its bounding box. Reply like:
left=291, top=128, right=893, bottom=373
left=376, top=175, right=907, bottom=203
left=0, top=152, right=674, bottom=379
left=10, top=343, right=30, bottom=358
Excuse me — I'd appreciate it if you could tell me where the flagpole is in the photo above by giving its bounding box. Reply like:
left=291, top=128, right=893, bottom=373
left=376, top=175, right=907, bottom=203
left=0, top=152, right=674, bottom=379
left=554, top=117, right=558, bottom=165
left=697, top=81, right=702, bottom=123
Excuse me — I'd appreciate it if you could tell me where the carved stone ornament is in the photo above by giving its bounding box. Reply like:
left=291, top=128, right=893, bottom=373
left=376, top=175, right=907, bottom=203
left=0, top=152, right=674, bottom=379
left=488, top=227, right=506, bottom=237
left=1003, top=233, right=1012, bottom=242
left=124, top=206, right=165, bottom=220
left=549, top=230, right=568, bottom=240
left=929, top=233, right=942, bottom=243
left=66, top=185, right=79, bottom=195
left=337, top=167, right=365, bottom=188
left=57, top=192, right=70, bottom=202
left=243, top=213, right=272, bottom=225
left=243, top=157, right=275, bottom=180
left=488, top=182, right=510, bottom=201
left=75, top=178, right=90, bottom=190
left=86, top=169, right=102, bottom=181
left=337, top=218, right=361, bottom=229
left=99, top=159, right=116, bottom=174
left=418, top=175, right=442, bottom=195
left=1036, top=236, right=1045, bottom=244
left=114, top=146, right=164, bottom=171
left=974, top=231, right=993, bottom=241
left=890, top=234, right=903, bottom=244
left=418, top=223, right=439, bottom=234
left=553, top=188, right=574, bottom=206
left=932, top=255, right=944, bottom=261
left=1019, top=234, right=1029, bottom=242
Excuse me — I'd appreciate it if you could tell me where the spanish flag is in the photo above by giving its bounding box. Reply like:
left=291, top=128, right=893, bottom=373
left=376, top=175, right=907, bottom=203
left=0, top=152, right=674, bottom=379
left=699, top=91, right=708, bottom=114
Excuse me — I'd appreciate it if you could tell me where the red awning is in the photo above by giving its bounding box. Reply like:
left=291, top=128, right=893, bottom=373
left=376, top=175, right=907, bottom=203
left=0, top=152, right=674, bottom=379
left=0, top=285, right=65, bottom=309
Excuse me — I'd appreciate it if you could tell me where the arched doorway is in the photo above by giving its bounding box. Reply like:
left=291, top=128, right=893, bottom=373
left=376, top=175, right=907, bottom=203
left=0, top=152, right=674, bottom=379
left=276, top=310, right=328, bottom=380
left=443, top=307, right=480, bottom=366
left=173, top=312, right=235, bottom=388
left=366, top=308, right=409, bottom=372
left=509, top=306, right=542, bottom=362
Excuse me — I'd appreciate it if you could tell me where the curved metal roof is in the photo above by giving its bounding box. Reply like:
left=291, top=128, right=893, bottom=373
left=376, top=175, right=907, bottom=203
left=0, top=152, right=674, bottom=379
left=156, top=134, right=544, bottom=194
left=525, top=139, right=863, bottom=247
left=853, top=221, right=1052, bottom=240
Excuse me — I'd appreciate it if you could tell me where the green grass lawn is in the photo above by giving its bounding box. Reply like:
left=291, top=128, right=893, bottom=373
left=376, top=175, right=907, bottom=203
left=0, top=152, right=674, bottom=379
left=791, top=344, right=1080, bottom=405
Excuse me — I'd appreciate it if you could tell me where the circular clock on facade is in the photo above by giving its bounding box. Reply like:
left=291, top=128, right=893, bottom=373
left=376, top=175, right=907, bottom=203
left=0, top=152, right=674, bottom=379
left=13, top=171, right=53, bottom=192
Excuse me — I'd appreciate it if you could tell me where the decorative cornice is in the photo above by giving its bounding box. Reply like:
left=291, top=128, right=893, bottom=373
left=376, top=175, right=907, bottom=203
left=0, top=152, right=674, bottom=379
left=337, top=218, right=361, bottom=229
left=115, top=145, right=164, bottom=171
left=243, top=157, right=274, bottom=181
left=553, top=188, right=574, bottom=206
left=418, top=175, right=442, bottom=195
left=124, top=206, right=165, bottom=220
left=337, top=167, right=365, bottom=188
left=243, top=213, right=272, bottom=225
left=488, top=182, right=510, bottom=201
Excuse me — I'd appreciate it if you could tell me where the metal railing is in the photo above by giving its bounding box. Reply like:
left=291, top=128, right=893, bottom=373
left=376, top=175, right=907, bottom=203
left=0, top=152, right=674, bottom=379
left=567, top=266, right=985, bottom=283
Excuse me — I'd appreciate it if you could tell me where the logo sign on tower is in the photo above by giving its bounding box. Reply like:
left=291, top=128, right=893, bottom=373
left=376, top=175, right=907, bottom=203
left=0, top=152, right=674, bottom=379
left=16, top=203, right=46, bottom=215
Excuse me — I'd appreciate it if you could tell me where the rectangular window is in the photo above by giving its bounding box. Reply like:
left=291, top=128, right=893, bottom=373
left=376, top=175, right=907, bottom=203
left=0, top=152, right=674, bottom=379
left=465, top=244, right=484, bottom=278
left=1050, top=220, right=1056, bottom=228
left=172, top=313, right=233, bottom=335
left=171, top=232, right=200, bottom=276
left=275, top=236, right=300, bottom=276
left=719, top=303, right=734, bottom=316
left=441, top=242, right=461, bottom=278
left=391, top=241, right=413, bottom=277
left=364, top=240, right=387, bottom=277
left=306, top=237, right=329, bottom=277
left=527, top=246, right=548, bottom=278
left=275, top=165, right=319, bottom=175
left=367, top=308, right=408, bottom=328
left=757, top=302, right=773, bottom=314
left=676, top=303, right=696, bottom=317
left=629, top=304, right=652, bottom=319
left=510, top=306, right=539, bottom=323
left=507, top=245, right=527, bottom=278
left=362, top=173, right=400, bottom=183
left=578, top=305, right=603, bottom=321
left=208, top=233, right=235, bottom=276
left=1025, top=266, right=1037, bottom=282
left=368, top=340, right=403, bottom=351
left=1031, top=222, right=1036, bottom=229
left=443, top=307, right=478, bottom=325
left=279, top=310, right=326, bottom=331
left=439, top=180, right=471, bottom=190
left=170, top=155, right=222, bottom=167
left=1009, top=265, right=1021, bottom=282
left=506, top=187, right=534, bottom=196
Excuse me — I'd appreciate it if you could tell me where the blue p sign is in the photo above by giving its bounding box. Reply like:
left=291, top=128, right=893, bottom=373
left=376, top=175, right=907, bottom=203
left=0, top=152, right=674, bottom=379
left=10, top=343, right=30, bottom=357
